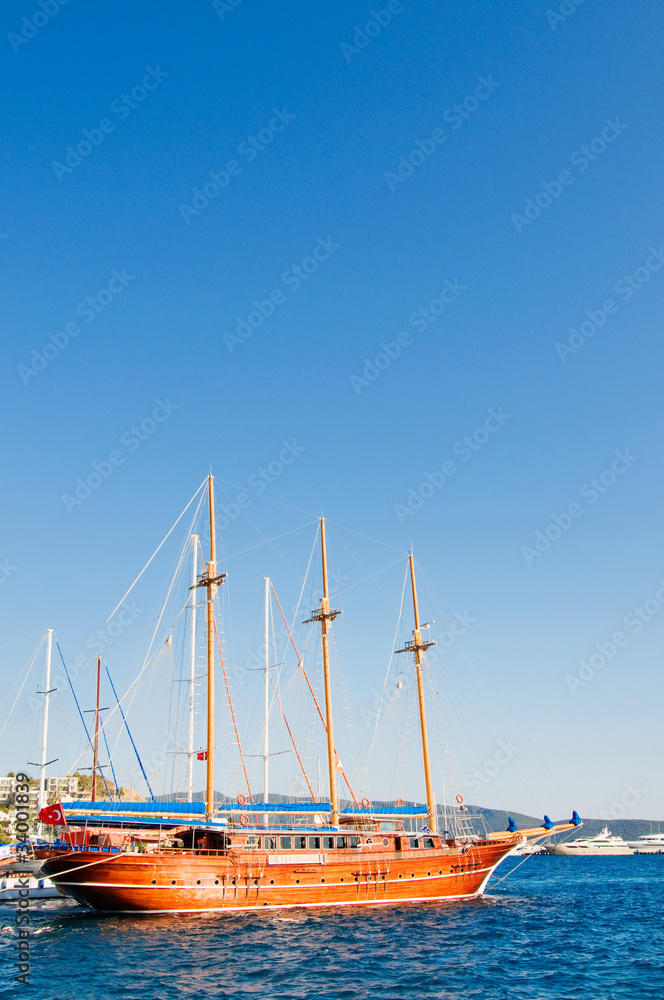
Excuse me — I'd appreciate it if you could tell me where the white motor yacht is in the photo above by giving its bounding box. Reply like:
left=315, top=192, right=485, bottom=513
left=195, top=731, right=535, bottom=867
left=545, top=827, right=634, bottom=855
left=625, top=833, right=664, bottom=854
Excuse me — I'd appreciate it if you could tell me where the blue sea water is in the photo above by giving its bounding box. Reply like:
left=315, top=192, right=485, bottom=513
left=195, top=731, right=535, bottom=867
left=2, top=856, right=664, bottom=999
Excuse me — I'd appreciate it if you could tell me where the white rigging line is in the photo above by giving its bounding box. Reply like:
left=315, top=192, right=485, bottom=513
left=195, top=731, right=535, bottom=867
left=107, top=514, right=197, bottom=761
left=0, top=633, right=46, bottom=741
left=64, top=487, right=208, bottom=778
left=363, top=563, right=409, bottom=783
left=333, top=556, right=406, bottom=598
left=104, top=478, right=207, bottom=624
left=417, top=564, right=571, bottom=809
left=224, top=520, right=319, bottom=562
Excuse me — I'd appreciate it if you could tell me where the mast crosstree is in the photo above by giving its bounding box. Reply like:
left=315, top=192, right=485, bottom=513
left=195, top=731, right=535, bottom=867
left=303, top=518, right=342, bottom=827
left=190, top=476, right=226, bottom=820
left=396, top=553, right=437, bottom=833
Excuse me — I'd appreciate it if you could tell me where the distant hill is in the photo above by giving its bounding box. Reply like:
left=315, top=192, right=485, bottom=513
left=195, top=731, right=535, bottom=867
left=154, top=791, right=662, bottom=840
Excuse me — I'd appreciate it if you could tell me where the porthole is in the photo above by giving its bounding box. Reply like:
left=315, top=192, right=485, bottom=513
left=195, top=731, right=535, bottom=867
left=231, top=878, right=236, bottom=885
left=215, top=879, right=219, bottom=885
left=196, top=880, right=201, bottom=885
left=295, top=878, right=300, bottom=884
left=382, top=838, right=389, bottom=846
left=411, top=873, right=415, bottom=878
left=253, top=879, right=258, bottom=885
left=427, top=871, right=431, bottom=876
left=398, top=874, right=402, bottom=879
left=321, top=878, right=325, bottom=883
left=354, top=876, right=358, bottom=882
left=151, top=879, right=156, bottom=885
left=439, top=870, right=442, bottom=875
left=171, top=880, right=176, bottom=885
left=340, top=877, right=344, bottom=882
left=269, top=879, right=274, bottom=885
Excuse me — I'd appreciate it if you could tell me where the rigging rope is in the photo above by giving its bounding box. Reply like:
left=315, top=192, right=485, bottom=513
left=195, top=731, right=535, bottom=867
left=269, top=677, right=316, bottom=802
left=212, top=616, right=253, bottom=803
left=0, top=633, right=45, bottom=741
left=104, top=665, right=155, bottom=801
left=105, top=479, right=207, bottom=623
left=270, top=582, right=359, bottom=806
left=55, top=639, right=111, bottom=799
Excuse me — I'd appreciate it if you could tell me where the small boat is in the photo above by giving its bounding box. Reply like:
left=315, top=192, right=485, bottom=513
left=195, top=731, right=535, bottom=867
left=511, top=840, right=549, bottom=856
left=545, top=827, right=634, bottom=855
left=0, top=874, right=62, bottom=901
left=41, top=476, right=580, bottom=913
left=625, top=833, right=664, bottom=854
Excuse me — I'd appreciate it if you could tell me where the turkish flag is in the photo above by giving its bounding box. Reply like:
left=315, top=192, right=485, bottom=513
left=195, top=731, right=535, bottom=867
left=38, top=803, right=66, bottom=825
left=196, top=750, right=208, bottom=761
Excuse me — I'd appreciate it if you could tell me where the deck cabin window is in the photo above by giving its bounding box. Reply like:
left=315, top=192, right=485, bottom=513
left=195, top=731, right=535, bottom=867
left=308, top=836, right=321, bottom=850
left=409, top=837, right=420, bottom=849
left=294, top=836, right=307, bottom=850
left=322, top=836, right=335, bottom=850
left=336, top=836, right=348, bottom=849
left=422, top=837, right=435, bottom=849
left=264, top=836, right=276, bottom=851
left=279, top=836, right=292, bottom=850
left=245, top=836, right=261, bottom=849
left=349, top=836, right=361, bottom=848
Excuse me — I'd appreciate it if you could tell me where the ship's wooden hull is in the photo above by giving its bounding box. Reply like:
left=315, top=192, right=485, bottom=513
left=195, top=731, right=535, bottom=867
left=41, top=838, right=517, bottom=913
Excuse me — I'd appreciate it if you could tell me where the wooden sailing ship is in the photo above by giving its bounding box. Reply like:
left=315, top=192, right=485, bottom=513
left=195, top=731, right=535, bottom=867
left=41, top=476, right=578, bottom=913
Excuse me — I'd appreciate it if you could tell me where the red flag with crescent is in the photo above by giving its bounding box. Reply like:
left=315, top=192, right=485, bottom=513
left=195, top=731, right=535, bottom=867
left=38, top=803, right=66, bottom=825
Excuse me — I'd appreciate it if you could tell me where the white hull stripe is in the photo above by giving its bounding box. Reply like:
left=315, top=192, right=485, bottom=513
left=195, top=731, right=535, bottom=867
left=91, top=890, right=489, bottom=914
left=55, top=864, right=498, bottom=894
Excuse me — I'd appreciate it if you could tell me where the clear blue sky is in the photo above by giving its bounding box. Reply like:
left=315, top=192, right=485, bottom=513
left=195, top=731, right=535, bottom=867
left=1, top=0, right=663, bottom=821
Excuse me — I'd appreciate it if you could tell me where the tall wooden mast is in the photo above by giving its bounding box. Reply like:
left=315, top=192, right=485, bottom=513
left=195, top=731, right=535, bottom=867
left=304, top=518, right=341, bottom=826
left=192, top=476, right=226, bottom=821
left=397, top=554, right=436, bottom=832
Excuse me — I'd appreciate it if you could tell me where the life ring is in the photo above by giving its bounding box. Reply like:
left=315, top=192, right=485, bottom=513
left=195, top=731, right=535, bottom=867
left=395, top=798, right=404, bottom=807
left=239, top=814, right=249, bottom=827
left=456, top=794, right=464, bottom=804
left=237, top=794, right=246, bottom=805
left=361, top=797, right=370, bottom=808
